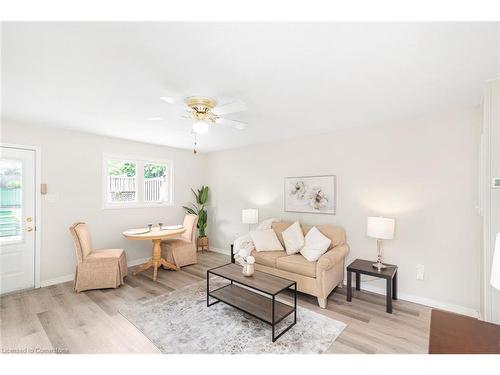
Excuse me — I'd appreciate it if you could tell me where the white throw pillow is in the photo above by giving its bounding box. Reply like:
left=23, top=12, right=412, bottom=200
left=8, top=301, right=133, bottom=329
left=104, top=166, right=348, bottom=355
left=282, top=221, right=305, bottom=255
left=300, top=227, right=331, bottom=262
left=250, top=229, right=284, bottom=252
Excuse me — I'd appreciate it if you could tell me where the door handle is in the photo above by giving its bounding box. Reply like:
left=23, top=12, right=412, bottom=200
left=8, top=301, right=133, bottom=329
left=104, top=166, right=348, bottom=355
left=26, top=227, right=33, bottom=232
left=26, top=217, right=33, bottom=222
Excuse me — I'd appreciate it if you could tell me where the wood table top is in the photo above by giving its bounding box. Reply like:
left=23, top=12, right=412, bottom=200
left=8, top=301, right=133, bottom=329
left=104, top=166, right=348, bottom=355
left=209, top=263, right=295, bottom=295
left=122, top=226, right=186, bottom=241
left=347, top=258, right=397, bottom=278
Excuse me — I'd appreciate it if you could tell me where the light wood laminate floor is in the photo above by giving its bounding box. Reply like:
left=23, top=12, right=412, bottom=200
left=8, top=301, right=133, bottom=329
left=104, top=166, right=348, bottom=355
left=0, top=251, right=430, bottom=354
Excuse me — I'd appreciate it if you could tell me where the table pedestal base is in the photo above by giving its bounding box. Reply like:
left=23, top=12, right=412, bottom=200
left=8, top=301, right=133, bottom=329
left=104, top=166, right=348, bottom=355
left=133, top=239, right=179, bottom=281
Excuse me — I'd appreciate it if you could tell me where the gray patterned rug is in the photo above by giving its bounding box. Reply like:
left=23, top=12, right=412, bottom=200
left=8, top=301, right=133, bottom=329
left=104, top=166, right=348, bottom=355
left=119, top=279, right=346, bottom=354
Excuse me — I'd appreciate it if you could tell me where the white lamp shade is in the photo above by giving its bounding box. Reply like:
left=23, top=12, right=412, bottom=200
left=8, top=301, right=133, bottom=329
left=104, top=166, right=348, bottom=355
left=193, top=121, right=209, bottom=134
left=491, top=233, right=500, bottom=291
left=367, top=216, right=395, bottom=240
left=242, top=209, right=258, bottom=224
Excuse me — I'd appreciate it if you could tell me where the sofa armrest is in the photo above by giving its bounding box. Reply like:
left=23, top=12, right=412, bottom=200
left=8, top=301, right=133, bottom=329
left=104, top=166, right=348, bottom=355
left=317, top=244, right=349, bottom=272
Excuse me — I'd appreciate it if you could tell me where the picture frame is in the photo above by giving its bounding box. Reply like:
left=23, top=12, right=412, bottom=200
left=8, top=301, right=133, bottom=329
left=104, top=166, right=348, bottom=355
left=284, top=175, right=336, bottom=215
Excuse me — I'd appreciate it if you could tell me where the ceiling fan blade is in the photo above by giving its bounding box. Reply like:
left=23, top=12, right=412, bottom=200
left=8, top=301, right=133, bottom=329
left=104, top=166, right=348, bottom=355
left=216, top=117, right=248, bottom=130
left=159, top=96, right=176, bottom=104
left=212, top=100, right=247, bottom=116
left=159, top=95, right=190, bottom=111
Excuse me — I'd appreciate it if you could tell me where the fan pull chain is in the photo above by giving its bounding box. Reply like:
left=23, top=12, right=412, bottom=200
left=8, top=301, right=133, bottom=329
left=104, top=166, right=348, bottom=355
left=193, top=132, right=198, bottom=154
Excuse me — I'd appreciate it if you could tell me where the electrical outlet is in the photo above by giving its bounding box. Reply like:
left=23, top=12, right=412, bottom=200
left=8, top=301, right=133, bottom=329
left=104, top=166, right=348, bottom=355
left=416, top=264, right=425, bottom=280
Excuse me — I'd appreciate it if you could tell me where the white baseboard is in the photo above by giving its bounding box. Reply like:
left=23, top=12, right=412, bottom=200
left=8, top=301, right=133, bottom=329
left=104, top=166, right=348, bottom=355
left=204, top=249, right=478, bottom=317
left=40, top=274, right=74, bottom=287
left=38, top=253, right=478, bottom=318
left=351, top=282, right=479, bottom=318
left=209, top=247, right=230, bottom=255
left=40, top=257, right=151, bottom=288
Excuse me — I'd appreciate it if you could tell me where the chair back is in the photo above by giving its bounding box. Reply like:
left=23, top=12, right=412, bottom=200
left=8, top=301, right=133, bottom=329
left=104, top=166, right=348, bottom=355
left=181, top=214, right=199, bottom=243
left=69, top=222, right=94, bottom=262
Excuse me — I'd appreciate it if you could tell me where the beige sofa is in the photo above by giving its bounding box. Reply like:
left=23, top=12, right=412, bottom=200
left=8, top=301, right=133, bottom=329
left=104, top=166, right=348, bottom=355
left=232, top=221, right=349, bottom=308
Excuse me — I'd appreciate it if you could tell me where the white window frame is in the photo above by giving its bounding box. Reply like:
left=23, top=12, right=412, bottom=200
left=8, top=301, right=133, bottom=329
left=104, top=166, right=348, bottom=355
left=102, top=153, right=173, bottom=209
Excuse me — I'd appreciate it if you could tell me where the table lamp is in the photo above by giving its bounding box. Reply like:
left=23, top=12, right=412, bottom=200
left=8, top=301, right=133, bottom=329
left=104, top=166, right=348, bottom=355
left=491, top=233, right=500, bottom=291
left=242, top=209, right=258, bottom=231
left=367, top=216, right=395, bottom=270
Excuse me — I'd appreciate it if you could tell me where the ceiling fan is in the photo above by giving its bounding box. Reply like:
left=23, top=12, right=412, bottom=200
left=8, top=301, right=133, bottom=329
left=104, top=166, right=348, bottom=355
left=159, top=95, right=248, bottom=135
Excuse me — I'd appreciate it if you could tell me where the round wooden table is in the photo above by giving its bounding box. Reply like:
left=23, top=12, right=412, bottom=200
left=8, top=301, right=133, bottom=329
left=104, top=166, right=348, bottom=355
left=123, top=226, right=186, bottom=281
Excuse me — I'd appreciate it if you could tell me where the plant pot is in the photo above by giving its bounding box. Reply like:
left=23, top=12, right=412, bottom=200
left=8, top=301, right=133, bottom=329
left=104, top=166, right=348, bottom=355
left=197, top=236, right=209, bottom=252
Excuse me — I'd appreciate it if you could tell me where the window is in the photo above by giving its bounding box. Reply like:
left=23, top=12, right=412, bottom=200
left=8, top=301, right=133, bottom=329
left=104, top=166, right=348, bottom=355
left=143, top=163, right=168, bottom=203
left=103, top=154, right=172, bottom=208
left=107, top=159, right=137, bottom=203
left=0, top=159, right=22, bottom=243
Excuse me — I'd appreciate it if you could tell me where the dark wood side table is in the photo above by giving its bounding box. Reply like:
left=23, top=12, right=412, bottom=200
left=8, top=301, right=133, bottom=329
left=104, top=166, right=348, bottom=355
left=346, top=258, right=398, bottom=313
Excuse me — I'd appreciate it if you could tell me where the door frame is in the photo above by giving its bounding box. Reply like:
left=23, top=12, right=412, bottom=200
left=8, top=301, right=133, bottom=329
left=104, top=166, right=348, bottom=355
left=1, top=142, right=42, bottom=289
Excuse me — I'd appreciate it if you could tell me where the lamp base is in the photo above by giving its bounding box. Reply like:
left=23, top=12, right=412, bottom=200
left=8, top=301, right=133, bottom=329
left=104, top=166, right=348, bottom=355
left=372, top=261, right=387, bottom=271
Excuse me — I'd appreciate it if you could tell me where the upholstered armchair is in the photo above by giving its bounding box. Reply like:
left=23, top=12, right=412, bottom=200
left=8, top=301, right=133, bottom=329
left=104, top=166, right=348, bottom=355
left=69, top=222, right=128, bottom=293
left=160, top=214, right=199, bottom=268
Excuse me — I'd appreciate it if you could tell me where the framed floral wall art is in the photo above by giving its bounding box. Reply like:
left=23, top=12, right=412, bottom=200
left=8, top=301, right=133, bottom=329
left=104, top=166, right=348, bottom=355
left=284, top=175, right=336, bottom=214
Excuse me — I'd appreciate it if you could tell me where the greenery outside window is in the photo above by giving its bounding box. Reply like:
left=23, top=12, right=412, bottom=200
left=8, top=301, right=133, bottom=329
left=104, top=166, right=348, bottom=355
left=103, top=154, right=173, bottom=209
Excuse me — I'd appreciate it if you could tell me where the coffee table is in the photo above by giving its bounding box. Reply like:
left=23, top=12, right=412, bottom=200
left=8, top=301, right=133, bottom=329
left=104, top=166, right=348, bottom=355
left=207, top=263, right=297, bottom=342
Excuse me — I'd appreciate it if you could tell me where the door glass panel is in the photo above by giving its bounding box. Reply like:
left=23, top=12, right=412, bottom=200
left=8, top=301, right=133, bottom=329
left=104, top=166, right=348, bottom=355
left=0, top=159, right=22, bottom=243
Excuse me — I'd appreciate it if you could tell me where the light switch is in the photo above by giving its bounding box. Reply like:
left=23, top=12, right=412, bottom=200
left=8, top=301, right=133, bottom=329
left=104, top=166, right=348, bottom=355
left=416, top=264, right=425, bottom=281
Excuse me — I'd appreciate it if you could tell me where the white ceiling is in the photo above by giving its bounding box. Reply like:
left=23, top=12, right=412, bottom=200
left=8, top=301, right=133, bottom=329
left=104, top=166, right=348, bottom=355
left=2, top=22, right=499, bottom=152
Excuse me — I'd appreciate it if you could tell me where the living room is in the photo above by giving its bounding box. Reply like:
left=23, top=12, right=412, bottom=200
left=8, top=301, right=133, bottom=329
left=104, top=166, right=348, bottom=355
left=1, top=1, right=500, bottom=373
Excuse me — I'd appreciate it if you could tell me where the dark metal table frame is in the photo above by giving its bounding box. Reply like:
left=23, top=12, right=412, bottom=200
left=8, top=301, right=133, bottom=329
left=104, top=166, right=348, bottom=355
left=207, top=265, right=297, bottom=342
left=346, top=260, right=398, bottom=313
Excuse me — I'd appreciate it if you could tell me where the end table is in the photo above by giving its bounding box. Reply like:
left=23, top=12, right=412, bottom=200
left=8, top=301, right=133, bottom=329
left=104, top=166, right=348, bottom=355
left=346, top=258, right=398, bottom=313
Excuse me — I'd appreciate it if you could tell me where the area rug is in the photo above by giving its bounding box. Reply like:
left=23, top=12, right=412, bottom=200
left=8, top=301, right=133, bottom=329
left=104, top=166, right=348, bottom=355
left=119, top=279, right=346, bottom=354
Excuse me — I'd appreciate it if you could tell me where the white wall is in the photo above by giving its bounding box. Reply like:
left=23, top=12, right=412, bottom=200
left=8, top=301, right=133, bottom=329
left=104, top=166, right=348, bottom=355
left=1, top=122, right=206, bottom=284
left=206, top=108, right=482, bottom=315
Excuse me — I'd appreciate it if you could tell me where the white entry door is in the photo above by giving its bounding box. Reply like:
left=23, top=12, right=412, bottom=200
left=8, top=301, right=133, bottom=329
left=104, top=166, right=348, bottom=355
left=0, top=146, right=36, bottom=294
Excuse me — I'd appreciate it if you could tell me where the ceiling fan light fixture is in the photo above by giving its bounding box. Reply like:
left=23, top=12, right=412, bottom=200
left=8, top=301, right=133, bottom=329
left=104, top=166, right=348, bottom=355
left=193, top=121, right=209, bottom=134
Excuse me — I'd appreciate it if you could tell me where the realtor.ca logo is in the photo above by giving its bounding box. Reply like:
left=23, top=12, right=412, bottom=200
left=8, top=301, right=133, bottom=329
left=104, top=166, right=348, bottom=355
left=2, top=347, right=69, bottom=354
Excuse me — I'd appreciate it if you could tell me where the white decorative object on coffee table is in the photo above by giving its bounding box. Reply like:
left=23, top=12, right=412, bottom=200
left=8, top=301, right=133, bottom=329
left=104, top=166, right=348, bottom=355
left=235, top=252, right=256, bottom=276
left=242, top=256, right=255, bottom=276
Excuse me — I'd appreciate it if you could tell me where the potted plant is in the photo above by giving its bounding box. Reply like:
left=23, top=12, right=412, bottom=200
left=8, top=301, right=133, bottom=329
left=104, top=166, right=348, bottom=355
left=183, top=185, right=209, bottom=251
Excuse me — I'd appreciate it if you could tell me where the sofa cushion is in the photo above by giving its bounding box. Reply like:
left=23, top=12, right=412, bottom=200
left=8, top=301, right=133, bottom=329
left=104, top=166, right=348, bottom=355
left=250, top=250, right=287, bottom=268
left=276, top=254, right=317, bottom=278
left=250, top=229, right=284, bottom=252
left=282, top=221, right=305, bottom=255
left=300, top=227, right=331, bottom=261
left=271, top=221, right=293, bottom=247
left=302, top=224, right=346, bottom=249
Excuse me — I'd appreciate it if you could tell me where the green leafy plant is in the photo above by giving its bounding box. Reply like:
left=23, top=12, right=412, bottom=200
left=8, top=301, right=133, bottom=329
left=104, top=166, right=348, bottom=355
left=182, top=186, right=209, bottom=237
